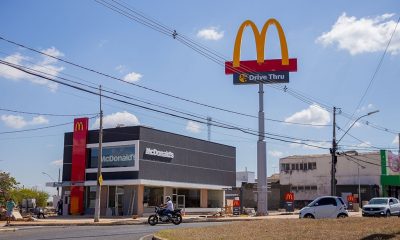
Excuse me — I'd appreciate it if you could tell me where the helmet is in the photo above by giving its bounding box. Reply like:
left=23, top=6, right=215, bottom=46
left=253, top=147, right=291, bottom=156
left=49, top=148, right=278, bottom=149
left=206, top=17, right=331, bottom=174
left=166, top=196, right=171, bottom=201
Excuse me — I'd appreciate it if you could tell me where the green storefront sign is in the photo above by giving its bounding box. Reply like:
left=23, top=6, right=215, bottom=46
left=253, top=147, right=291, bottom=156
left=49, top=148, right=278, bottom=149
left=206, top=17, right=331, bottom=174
left=380, top=150, right=400, bottom=196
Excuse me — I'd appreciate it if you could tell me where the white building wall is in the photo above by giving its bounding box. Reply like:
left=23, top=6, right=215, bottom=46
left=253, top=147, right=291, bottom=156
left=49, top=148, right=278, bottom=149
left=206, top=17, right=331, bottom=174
left=279, top=152, right=381, bottom=201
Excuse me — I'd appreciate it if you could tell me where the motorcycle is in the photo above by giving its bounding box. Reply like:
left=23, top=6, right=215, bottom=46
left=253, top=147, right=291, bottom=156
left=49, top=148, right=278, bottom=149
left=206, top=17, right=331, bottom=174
left=148, top=207, right=182, bottom=226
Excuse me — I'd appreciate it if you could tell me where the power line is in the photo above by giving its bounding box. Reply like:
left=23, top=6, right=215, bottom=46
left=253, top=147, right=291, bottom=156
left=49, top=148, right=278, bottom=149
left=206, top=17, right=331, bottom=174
left=345, top=16, right=400, bottom=129
left=1, top=121, right=77, bottom=135
left=0, top=36, right=330, bottom=128
left=94, top=0, right=400, bottom=135
left=341, top=152, right=381, bottom=167
left=0, top=59, right=331, bottom=149
left=0, top=107, right=97, bottom=117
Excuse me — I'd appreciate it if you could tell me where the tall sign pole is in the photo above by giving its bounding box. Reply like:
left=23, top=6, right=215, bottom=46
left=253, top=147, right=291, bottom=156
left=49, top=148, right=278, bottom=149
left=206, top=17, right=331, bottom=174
left=225, top=19, right=297, bottom=215
left=94, top=85, right=103, bottom=222
left=257, top=83, right=268, bottom=215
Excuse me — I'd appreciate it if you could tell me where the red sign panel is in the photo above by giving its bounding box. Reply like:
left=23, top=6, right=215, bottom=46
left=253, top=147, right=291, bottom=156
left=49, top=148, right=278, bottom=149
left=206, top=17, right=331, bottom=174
left=347, top=195, right=354, bottom=203
left=233, top=200, right=240, bottom=207
left=70, top=118, right=89, bottom=214
left=225, top=59, right=298, bottom=75
left=284, top=192, right=295, bottom=202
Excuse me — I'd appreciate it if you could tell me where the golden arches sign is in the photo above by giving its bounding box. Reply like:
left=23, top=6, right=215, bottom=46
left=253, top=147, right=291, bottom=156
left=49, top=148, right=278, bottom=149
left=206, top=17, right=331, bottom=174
left=75, top=121, right=84, bottom=131
left=233, top=19, right=289, bottom=68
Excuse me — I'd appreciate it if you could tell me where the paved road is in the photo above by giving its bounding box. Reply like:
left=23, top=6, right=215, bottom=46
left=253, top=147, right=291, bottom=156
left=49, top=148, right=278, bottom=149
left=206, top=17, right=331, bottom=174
left=1, top=222, right=226, bottom=240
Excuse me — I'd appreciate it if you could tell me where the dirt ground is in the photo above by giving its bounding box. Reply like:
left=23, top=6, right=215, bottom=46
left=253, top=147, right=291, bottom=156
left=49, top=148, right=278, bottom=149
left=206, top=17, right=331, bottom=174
left=156, top=217, right=400, bottom=240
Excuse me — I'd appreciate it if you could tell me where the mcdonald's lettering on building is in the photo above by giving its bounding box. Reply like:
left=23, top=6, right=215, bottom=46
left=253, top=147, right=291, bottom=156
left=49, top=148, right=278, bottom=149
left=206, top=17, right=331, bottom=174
left=225, top=19, right=297, bottom=84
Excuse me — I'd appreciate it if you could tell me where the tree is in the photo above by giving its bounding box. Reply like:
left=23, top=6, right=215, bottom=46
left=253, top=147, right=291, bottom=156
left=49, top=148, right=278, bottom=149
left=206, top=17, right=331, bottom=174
left=10, top=188, right=49, bottom=207
left=0, top=171, right=19, bottom=205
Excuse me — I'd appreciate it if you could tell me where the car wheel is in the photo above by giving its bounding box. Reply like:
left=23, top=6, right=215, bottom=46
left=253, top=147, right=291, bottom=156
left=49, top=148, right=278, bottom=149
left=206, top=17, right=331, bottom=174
left=337, top=213, right=347, bottom=219
left=385, top=211, right=391, bottom=218
left=304, top=214, right=314, bottom=219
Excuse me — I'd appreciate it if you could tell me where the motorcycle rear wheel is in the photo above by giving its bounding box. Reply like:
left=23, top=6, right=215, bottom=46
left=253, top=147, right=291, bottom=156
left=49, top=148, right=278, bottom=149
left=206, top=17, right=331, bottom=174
left=148, top=215, right=158, bottom=226
left=172, top=214, right=182, bottom=225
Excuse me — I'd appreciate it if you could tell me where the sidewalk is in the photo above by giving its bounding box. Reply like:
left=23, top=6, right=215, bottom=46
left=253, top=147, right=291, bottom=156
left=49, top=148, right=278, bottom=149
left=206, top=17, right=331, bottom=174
left=0, top=211, right=361, bottom=229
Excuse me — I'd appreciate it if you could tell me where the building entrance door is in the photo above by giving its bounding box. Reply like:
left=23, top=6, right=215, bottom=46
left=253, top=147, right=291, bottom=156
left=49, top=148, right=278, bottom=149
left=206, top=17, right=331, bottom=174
left=109, top=186, right=125, bottom=216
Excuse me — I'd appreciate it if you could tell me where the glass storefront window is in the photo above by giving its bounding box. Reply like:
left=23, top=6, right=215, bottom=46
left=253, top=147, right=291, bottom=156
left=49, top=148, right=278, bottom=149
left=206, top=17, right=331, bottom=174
left=143, top=187, right=163, bottom=207
left=208, top=190, right=222, bottom=208
left=86, top=186, right=96, bottom=208
left=177, top=189, right=200, bottom=208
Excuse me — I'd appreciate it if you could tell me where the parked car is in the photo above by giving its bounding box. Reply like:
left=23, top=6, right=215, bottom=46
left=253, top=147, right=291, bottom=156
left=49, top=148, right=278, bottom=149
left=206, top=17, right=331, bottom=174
left=299, top=196, right=348, bottom=219
left=362, top=197, right=400, bottom=217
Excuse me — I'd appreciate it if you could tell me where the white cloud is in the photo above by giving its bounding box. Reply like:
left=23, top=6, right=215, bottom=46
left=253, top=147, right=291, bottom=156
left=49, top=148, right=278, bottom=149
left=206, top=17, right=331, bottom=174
left=356, top=141, right=372, bottom=148
left=316, top=13, right=400, bottom=55
left=393, top=135, right=398, bottom=145
left=197, top=27, right=224, bottom=40
left=123, top=72, right=142, bottom=82
left=51, top=159, right=63, bottom=166
left=0, top=47, right=65, bottom=91
left=0, top=114, right=49, bottom=129
left=115, top=65, right=126, bottom=73
left=285, top=104, right=330, bottom=127
left=185, top=121, right=202, bottom=133
left=1, top=115, right=27, bottom=129
left=357, top=103, right=375, bottom=113
left=31, top=116, right=49, bottom=125
left=92, top=111, right=140, bottom=129
left=268, top=150, right=283, bottom=158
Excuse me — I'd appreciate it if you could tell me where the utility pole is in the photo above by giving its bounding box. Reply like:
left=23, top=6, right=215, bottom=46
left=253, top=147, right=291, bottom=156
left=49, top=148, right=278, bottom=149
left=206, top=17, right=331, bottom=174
left=57, top=168, right=60, bottom=197
left=207, top=117, right=212, bottom=141
left=257, top=83, right=268, bottom=215
left=94, top=85, right=103, bottom=222
left=331, top=107, right=337, bottom=196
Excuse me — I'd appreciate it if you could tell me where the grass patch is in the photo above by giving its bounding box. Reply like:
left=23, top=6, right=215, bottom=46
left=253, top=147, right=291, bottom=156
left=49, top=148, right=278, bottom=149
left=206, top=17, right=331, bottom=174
left=156, top=218, right=400, bottom=240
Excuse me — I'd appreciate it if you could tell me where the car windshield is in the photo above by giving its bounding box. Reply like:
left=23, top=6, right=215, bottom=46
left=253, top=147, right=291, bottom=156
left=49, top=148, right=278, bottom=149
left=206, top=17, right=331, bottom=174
left=368, top=199, right=388, bottom=205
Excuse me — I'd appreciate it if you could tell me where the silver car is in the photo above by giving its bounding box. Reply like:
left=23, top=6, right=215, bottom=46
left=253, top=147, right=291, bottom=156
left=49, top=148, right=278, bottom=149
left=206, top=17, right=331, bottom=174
left=362, top=197, right=400, bottom=217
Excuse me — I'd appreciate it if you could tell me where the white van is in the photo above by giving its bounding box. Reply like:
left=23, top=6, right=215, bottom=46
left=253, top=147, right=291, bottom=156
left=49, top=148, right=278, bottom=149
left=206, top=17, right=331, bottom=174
left=299, top=196, right=348, bottom=219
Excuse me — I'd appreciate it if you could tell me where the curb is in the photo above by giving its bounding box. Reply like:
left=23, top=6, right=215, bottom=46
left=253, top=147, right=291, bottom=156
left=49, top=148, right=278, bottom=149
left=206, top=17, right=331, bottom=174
left=6, top=216, right=278, bottom=227
left=152, top=234, right=168, bottom=240
left=0, top=227, right=19, bottom=232
left=7, top=220, right=147, bottom=227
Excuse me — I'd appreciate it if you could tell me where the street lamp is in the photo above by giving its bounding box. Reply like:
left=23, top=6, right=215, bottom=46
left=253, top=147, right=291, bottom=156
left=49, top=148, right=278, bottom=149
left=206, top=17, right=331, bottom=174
left=342, top=151, right=366, bottom=209
left=42, top=170, right=61, bottom=197
left=337, top=110, right=379, bottom=144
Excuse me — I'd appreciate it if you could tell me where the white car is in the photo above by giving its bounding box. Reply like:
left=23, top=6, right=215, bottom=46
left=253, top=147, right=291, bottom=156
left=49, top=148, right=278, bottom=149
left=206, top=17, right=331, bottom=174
left=299, top=196, right=348, bottom=219
left=362, top=197, right=400, bottom=217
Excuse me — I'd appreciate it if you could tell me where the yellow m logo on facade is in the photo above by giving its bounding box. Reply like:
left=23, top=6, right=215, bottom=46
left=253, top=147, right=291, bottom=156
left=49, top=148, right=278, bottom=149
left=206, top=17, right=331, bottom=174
left=233, top=19, right=289, bottom=68
left=75, top=121, right=84, bottom=131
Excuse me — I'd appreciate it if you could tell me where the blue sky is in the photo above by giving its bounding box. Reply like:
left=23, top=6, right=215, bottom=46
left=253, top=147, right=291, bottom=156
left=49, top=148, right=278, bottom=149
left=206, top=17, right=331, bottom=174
left=0, top=0, right=399, bottom=196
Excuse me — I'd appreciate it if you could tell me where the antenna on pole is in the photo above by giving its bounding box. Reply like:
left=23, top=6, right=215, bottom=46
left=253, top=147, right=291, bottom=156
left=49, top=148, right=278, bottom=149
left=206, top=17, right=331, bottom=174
left=207, top=117, right=212, bottom=141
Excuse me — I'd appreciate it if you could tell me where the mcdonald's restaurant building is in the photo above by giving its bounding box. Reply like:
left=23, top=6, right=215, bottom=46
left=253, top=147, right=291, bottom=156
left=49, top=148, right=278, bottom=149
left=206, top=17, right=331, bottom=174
left=61, top=118, right=236, bottom=216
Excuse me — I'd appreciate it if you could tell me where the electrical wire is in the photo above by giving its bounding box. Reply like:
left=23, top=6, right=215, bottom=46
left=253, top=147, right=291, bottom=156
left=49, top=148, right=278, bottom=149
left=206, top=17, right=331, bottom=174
left=0, top=107, right=97, bottom=117
left=0, top=36, right=331, bottom=128
left=94, top=0, right=400, bottom=135
left=0, top=59, right=331, bottom=149
left=344, top=16, right=400, bottom=129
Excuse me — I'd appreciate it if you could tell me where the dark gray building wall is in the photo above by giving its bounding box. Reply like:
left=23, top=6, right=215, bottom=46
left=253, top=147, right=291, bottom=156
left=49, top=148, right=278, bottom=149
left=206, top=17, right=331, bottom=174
left=138, top=127, right=235, bottom=186
left=63, top=126, right=236, bottom=187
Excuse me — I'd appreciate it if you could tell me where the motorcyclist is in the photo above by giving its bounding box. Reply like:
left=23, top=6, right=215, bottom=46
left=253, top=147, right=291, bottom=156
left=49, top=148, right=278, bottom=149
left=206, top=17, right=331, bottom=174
left=160, top=196, right=174, bottom=218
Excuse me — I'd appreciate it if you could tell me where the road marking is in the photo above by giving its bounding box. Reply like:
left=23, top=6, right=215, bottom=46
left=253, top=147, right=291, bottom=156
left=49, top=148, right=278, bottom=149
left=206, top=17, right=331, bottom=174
left=139, top=233, right=153, bottom=240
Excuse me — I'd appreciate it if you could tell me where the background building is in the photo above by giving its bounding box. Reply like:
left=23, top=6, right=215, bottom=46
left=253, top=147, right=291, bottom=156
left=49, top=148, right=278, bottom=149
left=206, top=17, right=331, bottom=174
left=381, top=150, right=400, bottom=199
left=280, top=152, right=381, bottom=207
